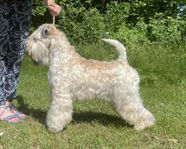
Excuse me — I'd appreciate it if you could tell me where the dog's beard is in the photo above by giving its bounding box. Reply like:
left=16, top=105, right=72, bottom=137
left=26, top=41, right=49, bottom=65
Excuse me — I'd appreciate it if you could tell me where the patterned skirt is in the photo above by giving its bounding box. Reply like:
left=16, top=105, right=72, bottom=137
left=0, top=0, right=32, bottom=104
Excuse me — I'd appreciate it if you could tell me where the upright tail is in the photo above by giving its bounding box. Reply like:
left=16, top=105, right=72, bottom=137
left=102, top=38, right=127, bottom=63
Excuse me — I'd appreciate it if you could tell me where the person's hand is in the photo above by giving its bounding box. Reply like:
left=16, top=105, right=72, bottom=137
left=47, top=1, right=62, bottom=16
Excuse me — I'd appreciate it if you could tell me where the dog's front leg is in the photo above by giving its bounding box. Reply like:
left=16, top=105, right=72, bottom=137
left=46, top=88, right=73, bottom=132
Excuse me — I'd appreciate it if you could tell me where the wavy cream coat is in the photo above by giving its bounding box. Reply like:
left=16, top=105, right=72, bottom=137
left=25, top=24, right=155, bottom=132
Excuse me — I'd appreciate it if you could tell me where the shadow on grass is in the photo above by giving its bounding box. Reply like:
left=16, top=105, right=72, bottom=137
left=16, top=95, right=131, bottom=129
left=73, top=112, right=131, bottom=128
left=16, top=95, right=46, bottom=124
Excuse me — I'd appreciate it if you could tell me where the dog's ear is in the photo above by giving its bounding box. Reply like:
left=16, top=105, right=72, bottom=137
left=41, top=28, right=50, bottom=37
left=41, top=25, right=56, bottom=38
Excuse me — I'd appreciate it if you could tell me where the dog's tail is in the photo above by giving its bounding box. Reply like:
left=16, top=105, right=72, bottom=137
left=102, top=38, right=127, bottom=63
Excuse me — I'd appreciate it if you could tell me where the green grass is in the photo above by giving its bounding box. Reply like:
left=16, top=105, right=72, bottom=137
left=0, top=43, right=185, bottom=149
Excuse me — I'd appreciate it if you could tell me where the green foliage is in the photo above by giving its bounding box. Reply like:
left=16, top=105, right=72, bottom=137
left=58, top=7, right=106, bottom=44
left=32, top=0, right=46, bottom=16
left=111, top=20, right=149, bottom=48
left=31, top=0, right=186, bottom=47
left=148, top=13, right=186, bottom=45
left=104, top=2, right=129, bottom=32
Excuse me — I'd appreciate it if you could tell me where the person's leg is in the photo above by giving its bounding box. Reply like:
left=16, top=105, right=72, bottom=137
left=0, top=1, right=10, bottom=104
left=0, top=0, right=32, bottom=123
left=0, top=1, right=21, bottom=123
left=6, top=0, right=32, bottom=101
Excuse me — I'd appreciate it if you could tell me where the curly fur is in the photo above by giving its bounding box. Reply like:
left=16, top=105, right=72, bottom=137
left=25, top=24, right=155, bottom=132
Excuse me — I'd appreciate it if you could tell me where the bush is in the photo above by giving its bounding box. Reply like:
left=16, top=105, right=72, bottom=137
left=31, top=0, right=186, bottom=47
left=110, top=19, right=149, bottom=49
left=148, top=13, right=186, bottom=46
left=58, top=7, right=106, bottom=44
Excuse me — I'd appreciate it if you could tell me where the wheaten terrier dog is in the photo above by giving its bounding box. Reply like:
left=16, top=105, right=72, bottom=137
left=25, top=24, right=155, bottom=132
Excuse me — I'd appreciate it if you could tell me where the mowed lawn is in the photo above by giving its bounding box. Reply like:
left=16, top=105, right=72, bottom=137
left=0, top=43, right=185, bottom=149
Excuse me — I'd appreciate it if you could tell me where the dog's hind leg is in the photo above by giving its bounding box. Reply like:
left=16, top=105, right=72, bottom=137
left=46, top=88, right=73, bottom=132
left=112, top=86, right=155, bottom=130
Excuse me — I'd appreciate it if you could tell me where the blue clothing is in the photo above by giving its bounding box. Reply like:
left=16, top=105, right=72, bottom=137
left=0, top=0, right=32, bottom=105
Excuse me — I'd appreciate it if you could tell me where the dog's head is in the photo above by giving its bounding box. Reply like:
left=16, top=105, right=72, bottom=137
left=25, top=24, right=63, bottom=65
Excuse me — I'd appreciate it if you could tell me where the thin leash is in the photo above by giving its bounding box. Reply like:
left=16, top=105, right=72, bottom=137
left=52, top=16, right=55, bottom=25
left=42, top=1, right=56, bottom=25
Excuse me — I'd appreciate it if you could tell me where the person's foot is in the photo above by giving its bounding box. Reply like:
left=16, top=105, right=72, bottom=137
left=0, top=101, right=27, bottom=123
left=7, top=102, right=27, bottom=120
